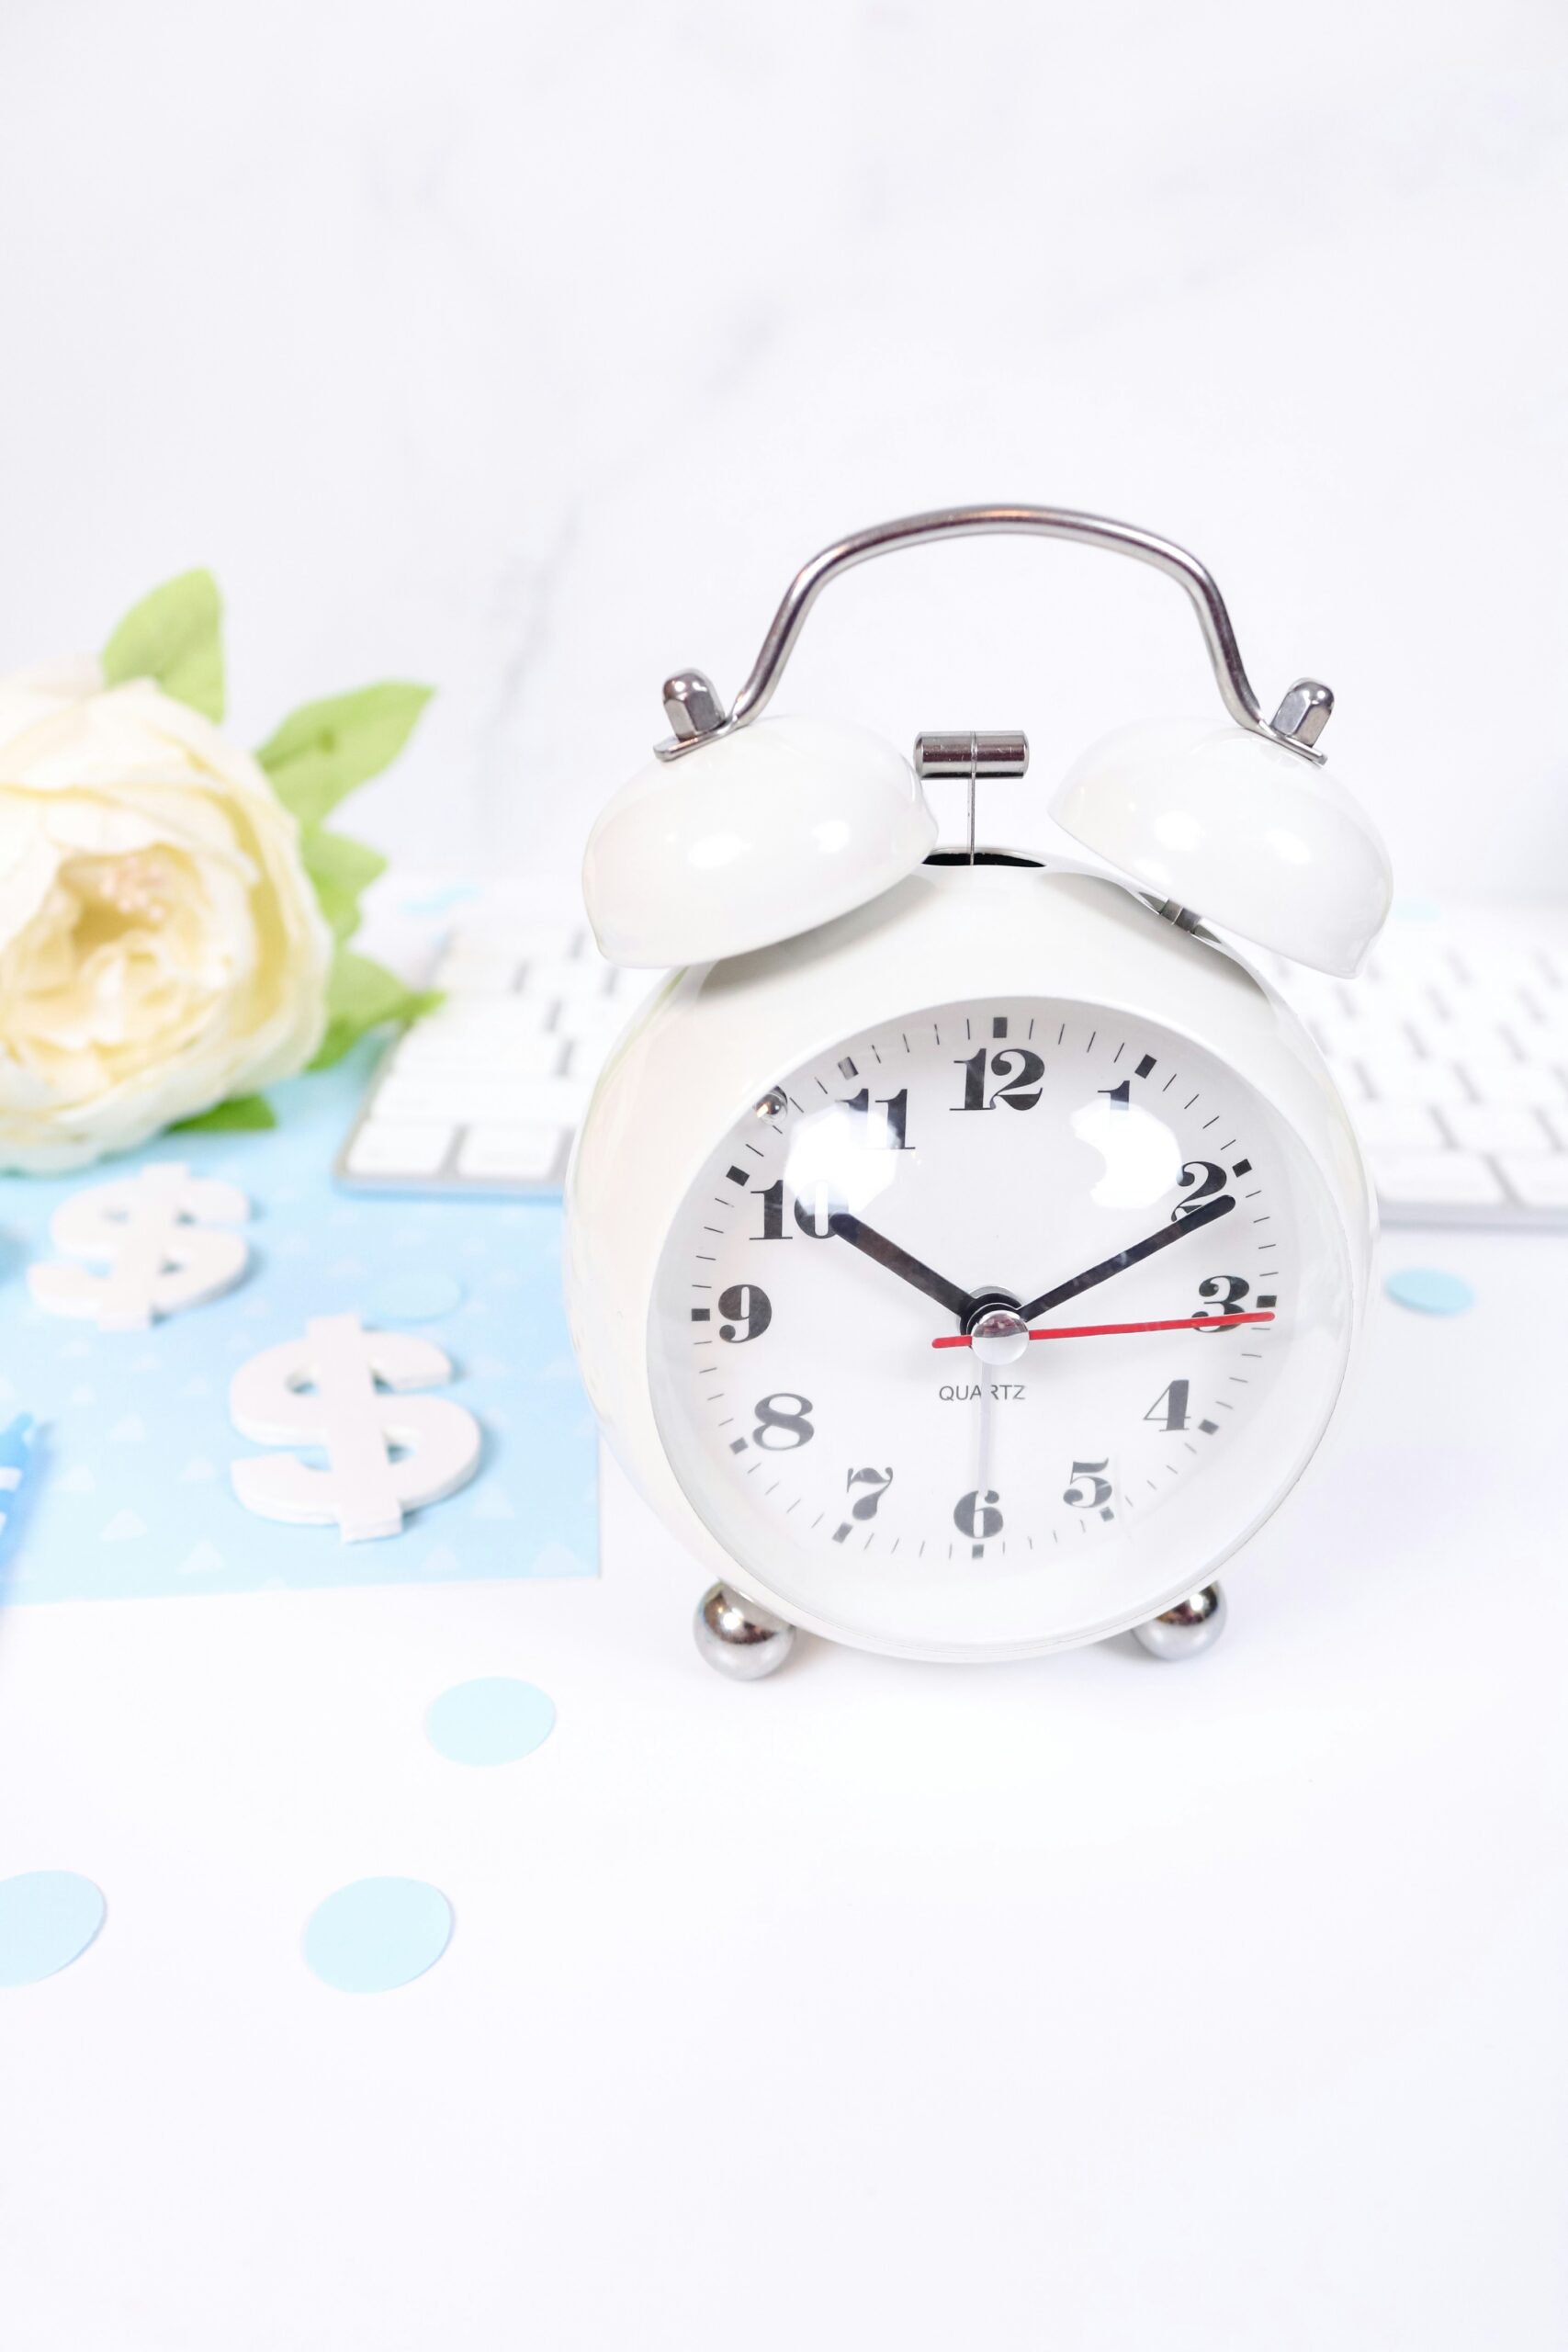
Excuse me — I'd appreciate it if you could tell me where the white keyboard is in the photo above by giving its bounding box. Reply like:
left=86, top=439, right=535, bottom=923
left=336, top=894, right=660, bottom=1195
left=341, top=885, right=1568, bottom=1224
left=1272, top=903, right=1568, bottom=1227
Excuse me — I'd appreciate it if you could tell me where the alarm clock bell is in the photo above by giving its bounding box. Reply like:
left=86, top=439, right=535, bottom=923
left=584, top=504, right=1390, bottom=982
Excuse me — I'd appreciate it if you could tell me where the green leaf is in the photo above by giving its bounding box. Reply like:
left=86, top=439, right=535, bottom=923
left=102, top=570, right=225, bottom=721
left=309, top=949, right=441, bottom=1071
left=256, top=683, right=433, bottom=827
left=301, top=827, right=387, bottom=944
left=170, top=1093, right=276, bottom=1135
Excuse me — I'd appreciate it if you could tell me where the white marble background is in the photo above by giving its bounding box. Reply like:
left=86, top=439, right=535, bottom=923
left=1, top=0, right=1564, bottom=897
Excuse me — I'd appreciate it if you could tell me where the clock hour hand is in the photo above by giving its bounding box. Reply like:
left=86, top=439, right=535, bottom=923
left=828, top=1210, right=974, bottom=1323
left=1020, top=1193, right=1235, bottom=1323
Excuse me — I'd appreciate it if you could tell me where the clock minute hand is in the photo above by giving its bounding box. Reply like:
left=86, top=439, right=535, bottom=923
left=828, top=1210, right=975, bottom=1323
left=1020, top=1193, right=1236, bottom=1323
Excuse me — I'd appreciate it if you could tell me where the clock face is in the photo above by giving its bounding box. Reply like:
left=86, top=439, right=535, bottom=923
left=648, top=994, right=1354, bottom=1657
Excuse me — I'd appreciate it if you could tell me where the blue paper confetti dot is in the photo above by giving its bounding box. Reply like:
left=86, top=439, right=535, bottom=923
left=367, top=1272, right=465, bottom=1323
left=0, top=1871, right=106, bottom=1985
left=425, top=1677, right=557, bottom=1766
left=1384, top=1266, right=1475, bottom=1317
left=303, top=1877, right=452, bottom=1993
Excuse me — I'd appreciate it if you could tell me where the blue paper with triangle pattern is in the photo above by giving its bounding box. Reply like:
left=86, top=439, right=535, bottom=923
left=0, top=1042, right=597, bottom=1601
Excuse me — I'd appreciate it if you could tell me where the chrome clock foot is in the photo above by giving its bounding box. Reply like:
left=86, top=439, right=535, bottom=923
left=1132, top=1581, right=1227, bottom=1661
left=694, top=1582, right=796, bottom=1680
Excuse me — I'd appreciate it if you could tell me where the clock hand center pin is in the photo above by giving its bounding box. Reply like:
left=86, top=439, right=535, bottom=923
left=969, top=1306, right=1031, bottom=1367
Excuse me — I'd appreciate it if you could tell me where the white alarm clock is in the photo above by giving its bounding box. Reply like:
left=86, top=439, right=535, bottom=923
left=566, top=506, right=1391, bottom=1676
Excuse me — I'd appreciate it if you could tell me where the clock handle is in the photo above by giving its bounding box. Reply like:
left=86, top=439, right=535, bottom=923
left=655, top=503, right=1332, bottom=767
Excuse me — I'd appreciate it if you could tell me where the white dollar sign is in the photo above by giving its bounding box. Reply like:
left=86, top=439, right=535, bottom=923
left=28, top=1161, right=251, bottom=1332
left=229, top=1311, right=481, bottom=1543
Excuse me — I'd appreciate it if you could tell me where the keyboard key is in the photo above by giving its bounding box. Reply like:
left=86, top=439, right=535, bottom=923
left=384, top=1034, right=562, bottom=1085
left=1519, top=1015, right=1568, bottom=1061
left=458, top=1123, right=566, bottom=1180
left=564, top=1003, right=633, bottom=1054
left=1402, top=1019, right=1517, bottom=1064
left=446, top=1074, right=592, bottom=1126
left=419, top=999, right=553, bottom=1040
left=450, top=919, right=580, bottom=962
left=1308, top=1014, right=1416, bottom=1062
left=346, top=1119, right=455, bottom=1176
left=519, top=957, right=615, bottom=1004
left=433, top=949, right=523, bottom=990
left=393, top=1036, right=563, bottom=1081
left=1368, top=1150, right=1504, bottom=1207
left=1459, top=1058, right=1565, bottom=1109
left=1496, top=1154, right=1568, bottom=1209
left=1351, top=1102, right=1446, bottom=1151
left=1356, top=1054, right=1468, bottom=1106
left=374, top=1074, right=590, bottom=1125
left=1442, top=1102, right=1554, bottom=1154
left=1448, top=980, right=1546, bottom=1027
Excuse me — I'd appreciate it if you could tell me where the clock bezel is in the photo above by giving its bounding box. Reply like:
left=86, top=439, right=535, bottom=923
left=644, top=988, right=1355, bottom=1657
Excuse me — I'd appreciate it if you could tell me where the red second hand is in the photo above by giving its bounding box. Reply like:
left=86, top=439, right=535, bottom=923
left=931, top=1310, right=1276, bottom=1350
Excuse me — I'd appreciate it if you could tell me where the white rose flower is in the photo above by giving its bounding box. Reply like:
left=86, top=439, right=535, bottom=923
left=0, top=658, right=333, bottom=1172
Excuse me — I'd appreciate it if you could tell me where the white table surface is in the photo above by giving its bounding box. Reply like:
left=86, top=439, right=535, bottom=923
left=4, top=1221, right=1563, bottom=2349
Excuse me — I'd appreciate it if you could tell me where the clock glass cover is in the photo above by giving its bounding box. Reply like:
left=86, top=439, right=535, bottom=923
left=649, top=996, right=1354, bottom=1657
